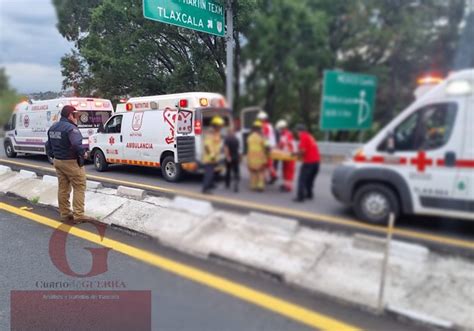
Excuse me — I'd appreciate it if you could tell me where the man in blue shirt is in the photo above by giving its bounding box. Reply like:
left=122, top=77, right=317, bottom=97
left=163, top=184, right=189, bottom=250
left=46, top=105, right=94, bottom=223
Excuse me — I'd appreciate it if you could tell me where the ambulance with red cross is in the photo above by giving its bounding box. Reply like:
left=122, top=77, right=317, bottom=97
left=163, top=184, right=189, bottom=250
left=332, top=69, right=474, bottom=223
left=3, top=98, right=113, bottom=163
left=89, top=92, right=231, bottom=182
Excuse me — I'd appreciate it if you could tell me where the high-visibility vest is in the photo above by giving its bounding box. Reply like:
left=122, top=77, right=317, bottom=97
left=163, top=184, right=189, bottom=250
left=247, top=132, right=268, bottom=170
left=203, top=132, right=222, bottom=164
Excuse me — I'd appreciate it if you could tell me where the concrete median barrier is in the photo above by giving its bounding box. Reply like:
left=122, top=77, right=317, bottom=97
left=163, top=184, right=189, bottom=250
left=19, top=170, right=37, bottom=179
left=0, top=165, right=11, bottom=175
left=117, top=185, right=146, bottom=200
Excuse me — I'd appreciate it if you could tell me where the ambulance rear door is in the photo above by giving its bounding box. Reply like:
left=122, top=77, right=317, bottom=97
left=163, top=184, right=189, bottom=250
left=175, top=108, right=196, bottom=163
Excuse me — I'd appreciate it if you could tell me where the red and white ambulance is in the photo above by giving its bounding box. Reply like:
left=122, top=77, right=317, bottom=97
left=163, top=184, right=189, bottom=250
left=89, top=92, right=232, bottom=182
left=332, top=69, right=474, bottom=223
left=3, top=98, right=113, bottom=162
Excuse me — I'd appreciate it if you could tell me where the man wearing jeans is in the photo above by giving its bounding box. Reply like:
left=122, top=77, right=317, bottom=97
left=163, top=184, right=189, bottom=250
left=45, top=105, right=95, bottom=223
left=294, top=124, right=320, bottom=202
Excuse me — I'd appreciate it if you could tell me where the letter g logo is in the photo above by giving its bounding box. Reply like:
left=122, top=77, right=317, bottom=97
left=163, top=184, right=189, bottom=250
left=49, top=223, right=111, bottom=278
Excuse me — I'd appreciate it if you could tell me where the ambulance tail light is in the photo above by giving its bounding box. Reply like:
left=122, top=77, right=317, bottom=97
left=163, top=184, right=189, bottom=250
left=126, top=103, right=133, bottom=111
left=179, top=99, right=188, bottom=108
left=199, top=98, right=209, bottom=107
left=95, top=101, right=103, bottom=107
left=194, top=119, right=202, bottom=135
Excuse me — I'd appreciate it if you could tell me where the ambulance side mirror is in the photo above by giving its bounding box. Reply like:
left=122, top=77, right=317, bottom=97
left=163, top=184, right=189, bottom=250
left=3, top=123, right=9, bottom=131
left=386, top=131, right=396, bottom=154
left=97, top=123, right=105, bottom=134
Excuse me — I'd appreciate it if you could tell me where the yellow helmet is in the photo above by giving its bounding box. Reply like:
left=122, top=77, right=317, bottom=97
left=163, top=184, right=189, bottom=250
left=253, top=120, right=263, bottom=128
left=211, top=116, right=225, bottom=126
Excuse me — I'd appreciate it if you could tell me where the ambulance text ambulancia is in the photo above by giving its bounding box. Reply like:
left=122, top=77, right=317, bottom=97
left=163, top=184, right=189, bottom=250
left=89, top=92, right=231, bottom=182
left=332, top=69, right=474, bottom=223
left=3, top=98, right=113, bottom=163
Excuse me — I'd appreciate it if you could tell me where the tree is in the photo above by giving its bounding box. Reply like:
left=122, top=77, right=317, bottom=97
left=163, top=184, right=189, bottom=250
left=242, top=0, right=468, bottom=139
left=243, top=0, right=330, bottom=130
left=0, top=68, right=22, bottom=126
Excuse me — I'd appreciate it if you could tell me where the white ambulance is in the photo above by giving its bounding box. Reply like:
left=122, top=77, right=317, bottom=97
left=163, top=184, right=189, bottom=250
left=3, top=98, right=114, bottom=162
left=332, top=69, right=474, bottom=223
left=88, top=92, right=232, bottom=182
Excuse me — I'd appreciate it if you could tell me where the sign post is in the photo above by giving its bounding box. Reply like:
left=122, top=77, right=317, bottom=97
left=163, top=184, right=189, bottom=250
left=226, top=0, right=234, bottom=108
left=320, top=70, right=377, bottom=131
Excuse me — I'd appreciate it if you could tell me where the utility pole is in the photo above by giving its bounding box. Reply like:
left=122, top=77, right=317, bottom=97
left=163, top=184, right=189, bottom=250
left=225, top=0, right=234, bottom=108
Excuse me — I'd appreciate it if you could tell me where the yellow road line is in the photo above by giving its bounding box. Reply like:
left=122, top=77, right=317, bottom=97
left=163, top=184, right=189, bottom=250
left=0, top=202, right=359, bottom=331
left=1, top=158, right=473, bottom=251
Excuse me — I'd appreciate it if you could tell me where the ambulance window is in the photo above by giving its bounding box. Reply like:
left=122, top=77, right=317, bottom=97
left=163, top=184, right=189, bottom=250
left=392, top=111, right=420, bottom=151
left=418, top=103, right=457, bottom=150
left=380, top=102, right=458, bottom=152
left=10, top=114, right=16, bottom=130
left=104, top=115, right=122, bottom=134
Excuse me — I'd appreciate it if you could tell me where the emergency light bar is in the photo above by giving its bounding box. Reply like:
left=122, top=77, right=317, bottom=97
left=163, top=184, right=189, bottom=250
left=417, top=76, right=443, bottom=85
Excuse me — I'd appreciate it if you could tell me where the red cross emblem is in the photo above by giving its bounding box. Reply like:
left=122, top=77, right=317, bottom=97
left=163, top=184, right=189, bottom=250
left=410, top=151, right=433, bottom=172
left=109, top=136, right=115, bottom=145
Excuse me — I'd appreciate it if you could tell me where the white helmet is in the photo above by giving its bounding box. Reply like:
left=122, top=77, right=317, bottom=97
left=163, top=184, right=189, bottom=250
left=275, top=119, right=288, bottom=130
left=257, top=111, right=268, bottom=120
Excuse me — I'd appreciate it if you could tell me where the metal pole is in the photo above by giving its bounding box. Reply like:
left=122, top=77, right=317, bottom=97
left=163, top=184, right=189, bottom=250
left=377, top=213, right=395, bottom=314
left=225, top=0, right=234, bottom=108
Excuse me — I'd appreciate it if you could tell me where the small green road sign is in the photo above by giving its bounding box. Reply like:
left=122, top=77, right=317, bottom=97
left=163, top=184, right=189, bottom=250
left=143, top=0, right=225, bottom=37
left=320, top=70, right=377, bottom=130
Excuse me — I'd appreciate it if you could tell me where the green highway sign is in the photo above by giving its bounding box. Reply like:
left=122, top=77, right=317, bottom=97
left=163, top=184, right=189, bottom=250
left=143, top=0, right=225, bottom=37
left=320, top=70, right=377, bottom=130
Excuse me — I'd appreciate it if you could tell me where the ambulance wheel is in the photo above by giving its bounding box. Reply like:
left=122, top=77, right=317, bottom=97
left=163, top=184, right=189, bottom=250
left=353, top=184, right=400, bottom=224
left=161, top=156, right=182, bottom=182
left=4, top=141, right=17, bottom=158
left=93, top=150, right=108, bottom=172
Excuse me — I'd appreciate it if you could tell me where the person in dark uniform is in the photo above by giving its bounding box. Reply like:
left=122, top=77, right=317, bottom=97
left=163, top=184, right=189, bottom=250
left=224, top=127, right=240, bottom=192
left=45, top=105, right=95, bottom=223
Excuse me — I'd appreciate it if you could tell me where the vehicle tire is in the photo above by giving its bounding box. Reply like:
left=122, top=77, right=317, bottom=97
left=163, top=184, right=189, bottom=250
left=47, top=155, right=54, bottom=165
left=353, top=183, right=400, bottom=224
left=93, top=150, right=108, bottom=172
left=161, top=155, right=182, bottom=182
left=4, top=141, right=17, bottom=158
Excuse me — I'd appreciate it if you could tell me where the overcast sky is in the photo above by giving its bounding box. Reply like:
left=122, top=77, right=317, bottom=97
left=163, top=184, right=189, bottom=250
left=0, top=0, right=72, bottom=93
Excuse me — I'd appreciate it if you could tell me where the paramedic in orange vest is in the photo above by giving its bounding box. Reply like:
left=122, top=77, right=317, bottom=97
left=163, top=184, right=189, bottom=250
left=246, top=120, right=269, bottom=192
left=294, top=124, right=320, bottom=202
left=275, top=119, right=295, bottom=192
left=257, top=111, right=277, bottom=184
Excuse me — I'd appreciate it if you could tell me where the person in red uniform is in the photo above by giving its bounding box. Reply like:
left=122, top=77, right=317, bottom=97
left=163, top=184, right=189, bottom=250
left=276, top=120, right=295, bottom=192
left=294, top=124, right=320, bottom=202
left=257, top=111, right=278, bottom=184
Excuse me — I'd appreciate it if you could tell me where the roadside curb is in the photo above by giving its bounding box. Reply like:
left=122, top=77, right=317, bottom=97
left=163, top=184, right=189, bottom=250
left=386, top=305, right=456, bottom=330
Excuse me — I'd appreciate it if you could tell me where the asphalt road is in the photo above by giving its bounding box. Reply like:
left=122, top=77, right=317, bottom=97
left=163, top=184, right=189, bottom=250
left=0, top=194, right=428, bottom=331
left=1, top=142, right=473, bottom=251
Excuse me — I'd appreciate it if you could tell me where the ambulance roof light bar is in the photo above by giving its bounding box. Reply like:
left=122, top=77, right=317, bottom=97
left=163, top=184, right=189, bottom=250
left=417, top=75, right=443, bottom=85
